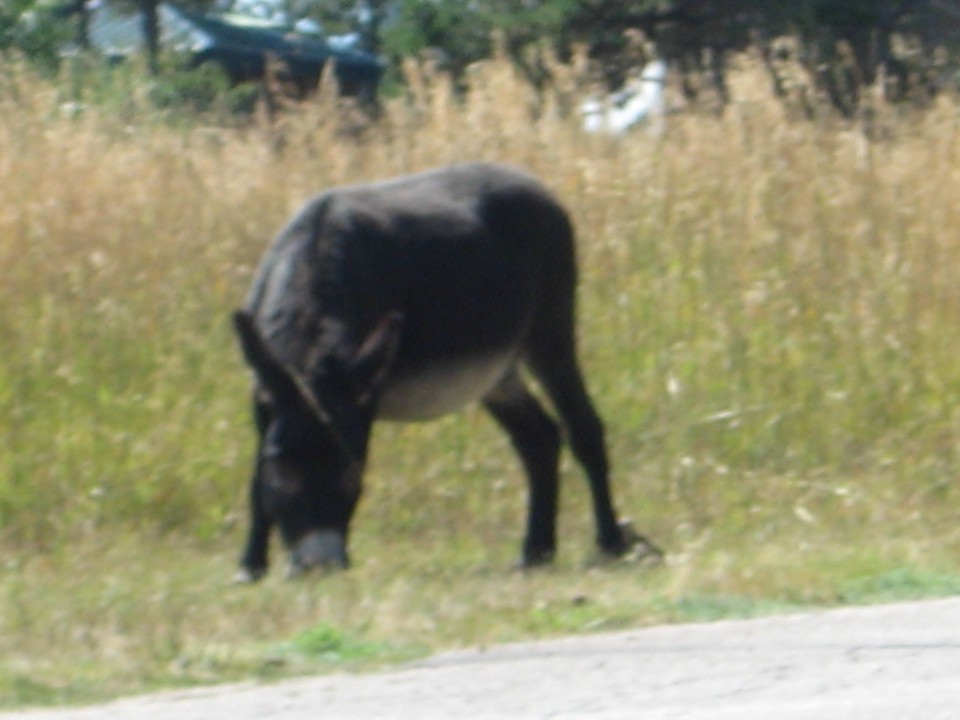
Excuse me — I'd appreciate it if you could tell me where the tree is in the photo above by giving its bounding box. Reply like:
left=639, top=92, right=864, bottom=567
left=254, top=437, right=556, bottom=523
left=0, top=0, right=74, bottom=70
left=563, top=0, right=960, bottom=115
left=141, top=0, right=160, bottom=74
left=112, top=0, right=217, bottom=76
left=5, top=0, right=960, bottom=118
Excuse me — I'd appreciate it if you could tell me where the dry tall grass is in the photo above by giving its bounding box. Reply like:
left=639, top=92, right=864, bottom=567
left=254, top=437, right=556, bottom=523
left=2, top=51, right=960, bottom=705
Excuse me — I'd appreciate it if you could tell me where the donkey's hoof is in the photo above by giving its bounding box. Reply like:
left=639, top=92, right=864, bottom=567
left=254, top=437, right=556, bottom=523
left=625, top=535, right=665, bottom=566
left=598, top=520, right=664, bottom=567
left=232, top=566, right=266, bottom=585
left=518, top=546, right=556, bottom=570
left=620, top=519, right=664, bottom=565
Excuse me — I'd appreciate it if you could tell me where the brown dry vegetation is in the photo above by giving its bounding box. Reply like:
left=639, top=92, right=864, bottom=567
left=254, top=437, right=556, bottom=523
left=2, top=50, right=960, bottom=707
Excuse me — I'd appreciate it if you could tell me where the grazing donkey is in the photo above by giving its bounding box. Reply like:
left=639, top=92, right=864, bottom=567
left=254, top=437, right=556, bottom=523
left=233, top=162, right=652, bottom=581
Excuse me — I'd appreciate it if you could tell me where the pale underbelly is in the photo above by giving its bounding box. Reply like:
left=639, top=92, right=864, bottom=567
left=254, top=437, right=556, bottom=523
left=377, top=353, right=516, bottom=421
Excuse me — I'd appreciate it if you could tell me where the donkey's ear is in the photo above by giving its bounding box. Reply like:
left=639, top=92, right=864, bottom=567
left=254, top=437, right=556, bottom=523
left=233, top=310, right=303, bottom=406
left=348, top=312, right=404, bottom=405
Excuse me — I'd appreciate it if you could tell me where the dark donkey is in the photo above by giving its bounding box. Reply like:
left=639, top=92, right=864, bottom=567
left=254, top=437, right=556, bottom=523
left=233, top=162, right=654, bottom=581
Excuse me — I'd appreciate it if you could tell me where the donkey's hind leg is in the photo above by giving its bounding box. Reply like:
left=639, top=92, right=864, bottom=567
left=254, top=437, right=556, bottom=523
left=483, top=368, right=562, bottom=566
left=528, top=345, right=631, bottom=556
left=530, top=338, right=663, bottom=563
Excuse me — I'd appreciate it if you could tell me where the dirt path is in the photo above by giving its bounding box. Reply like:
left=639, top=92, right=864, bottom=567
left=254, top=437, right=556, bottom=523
left=5, top=597, right=960, bottom=719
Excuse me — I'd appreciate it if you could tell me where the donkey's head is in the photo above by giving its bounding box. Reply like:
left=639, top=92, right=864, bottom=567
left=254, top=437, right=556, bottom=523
left=233, top=310, right=402, bottom=575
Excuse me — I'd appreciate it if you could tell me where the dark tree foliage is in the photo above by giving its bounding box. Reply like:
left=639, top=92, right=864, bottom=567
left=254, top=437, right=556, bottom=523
left=4, top=0, right=960, bottom=116
left=0, top=0, right=74, bottom=71
left=562, top=0, right=960, bottom=115
left=373, top=0, right=960, bottom=115
left=109, top=0, right=216, bottom=75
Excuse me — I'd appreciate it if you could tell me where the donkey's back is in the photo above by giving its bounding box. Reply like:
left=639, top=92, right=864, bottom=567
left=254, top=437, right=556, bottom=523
left=248, top=162, right=580, bottom=421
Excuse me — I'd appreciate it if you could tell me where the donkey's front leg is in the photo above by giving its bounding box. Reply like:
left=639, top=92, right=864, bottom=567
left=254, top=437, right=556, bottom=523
left=235, top=459, right=272, bottom=584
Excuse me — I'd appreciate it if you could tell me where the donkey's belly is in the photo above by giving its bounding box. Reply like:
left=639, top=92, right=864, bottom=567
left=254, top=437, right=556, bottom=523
left=377, top=352, right=515, bottom=421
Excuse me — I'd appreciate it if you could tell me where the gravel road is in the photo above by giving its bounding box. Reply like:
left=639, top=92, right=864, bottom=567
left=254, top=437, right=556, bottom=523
left=4, top=596, right=959, bottom=719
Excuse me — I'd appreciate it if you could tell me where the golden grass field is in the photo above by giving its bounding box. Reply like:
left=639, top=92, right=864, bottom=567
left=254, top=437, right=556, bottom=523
left=2, top=51, right=960, bottom=706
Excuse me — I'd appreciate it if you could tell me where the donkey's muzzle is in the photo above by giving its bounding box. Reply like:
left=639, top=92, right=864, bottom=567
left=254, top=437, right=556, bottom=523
left=288, top=529, right=349, bottom=577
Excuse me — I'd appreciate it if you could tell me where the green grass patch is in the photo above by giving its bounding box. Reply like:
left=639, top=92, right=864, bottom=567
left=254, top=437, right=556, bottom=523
left=268, top=623, right=419, bottom=668
left=0, top=676, right=97, bottom=710
left=839, top=568, right=960, bottom=605
left=656, top=595, right=802, bottom=623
